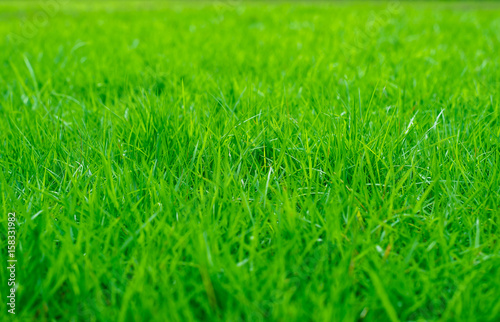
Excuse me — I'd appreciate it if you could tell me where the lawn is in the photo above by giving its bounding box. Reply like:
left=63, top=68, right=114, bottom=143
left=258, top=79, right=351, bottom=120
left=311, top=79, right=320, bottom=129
left=0, top=1, right=499, bottom=321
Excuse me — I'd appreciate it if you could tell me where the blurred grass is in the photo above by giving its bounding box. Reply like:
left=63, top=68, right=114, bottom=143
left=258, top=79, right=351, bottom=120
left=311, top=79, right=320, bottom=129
left=0, top=1, right=499, bottom=321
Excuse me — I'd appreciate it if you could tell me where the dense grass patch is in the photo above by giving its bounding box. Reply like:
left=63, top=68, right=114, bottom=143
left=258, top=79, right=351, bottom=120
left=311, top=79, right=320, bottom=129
left=1, top=1, right=499, bottom=321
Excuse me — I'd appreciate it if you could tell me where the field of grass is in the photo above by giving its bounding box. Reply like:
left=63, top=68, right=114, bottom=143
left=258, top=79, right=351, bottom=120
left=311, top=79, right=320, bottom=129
left=1, top=1, right=499, bottom=321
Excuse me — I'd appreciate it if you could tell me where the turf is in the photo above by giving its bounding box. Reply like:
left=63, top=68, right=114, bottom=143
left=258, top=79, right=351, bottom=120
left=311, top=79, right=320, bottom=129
left=0, top=1, right=499, bottom=321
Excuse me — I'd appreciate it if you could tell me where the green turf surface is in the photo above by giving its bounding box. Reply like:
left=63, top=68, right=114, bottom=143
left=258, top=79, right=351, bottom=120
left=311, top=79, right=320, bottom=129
left=1, top=1, right=499, bottom=321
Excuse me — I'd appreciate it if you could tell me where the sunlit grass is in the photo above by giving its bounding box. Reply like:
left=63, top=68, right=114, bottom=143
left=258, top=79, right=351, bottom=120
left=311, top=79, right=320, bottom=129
left=0, top=1, right=499, bottom=321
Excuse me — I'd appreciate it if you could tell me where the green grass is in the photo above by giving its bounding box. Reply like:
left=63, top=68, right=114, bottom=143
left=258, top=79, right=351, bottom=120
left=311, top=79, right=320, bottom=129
left=1, top=1, right=499, bottom=321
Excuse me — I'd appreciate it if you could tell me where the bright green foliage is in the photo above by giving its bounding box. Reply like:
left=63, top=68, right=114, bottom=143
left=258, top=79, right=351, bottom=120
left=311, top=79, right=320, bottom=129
left=0, top=1, right=499, bottom=321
